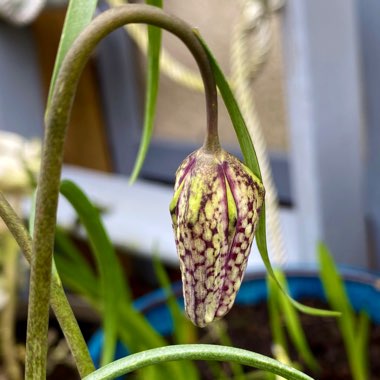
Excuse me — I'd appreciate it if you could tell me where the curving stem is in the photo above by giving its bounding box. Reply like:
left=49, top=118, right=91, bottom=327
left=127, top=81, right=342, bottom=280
left=0, top=192, right=95, bottom=377
left=26, top=4, right=219, bottom=379
left=82, top=344, right=313, bottom=380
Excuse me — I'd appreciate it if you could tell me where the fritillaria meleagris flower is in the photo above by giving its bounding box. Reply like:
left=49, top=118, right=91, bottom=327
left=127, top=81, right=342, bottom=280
left=170, top=147, right=265, bottom=327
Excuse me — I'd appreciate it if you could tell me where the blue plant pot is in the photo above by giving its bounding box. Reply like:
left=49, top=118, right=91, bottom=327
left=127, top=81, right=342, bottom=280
left=88, top=266, right=380, bottom=366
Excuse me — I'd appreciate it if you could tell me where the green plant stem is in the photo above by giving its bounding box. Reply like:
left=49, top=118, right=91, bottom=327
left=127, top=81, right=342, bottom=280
left=0, top=193, right=95, bottom=378
left=1, top=231, right=22, bottom=380
left=82, top=344, right=314, bottom=380
left=26, top=4, right=219, bottom=379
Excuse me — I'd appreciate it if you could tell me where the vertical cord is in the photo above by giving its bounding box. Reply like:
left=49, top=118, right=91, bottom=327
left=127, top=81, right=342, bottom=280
left=231, top=0, right=286, bottom=266
left=108, top=0, right=206, bottom=91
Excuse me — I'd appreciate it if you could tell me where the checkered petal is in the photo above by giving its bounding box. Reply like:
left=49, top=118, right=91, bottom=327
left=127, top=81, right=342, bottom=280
left=170, top=148, right=264, bottom=327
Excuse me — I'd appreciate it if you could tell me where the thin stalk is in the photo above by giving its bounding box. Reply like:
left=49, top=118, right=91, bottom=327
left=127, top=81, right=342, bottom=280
left=26, top=4, right=219, bottom=378
left=1, top=231, right=22, bottom=380
left=82, top=344, right=313, bottom=380
left=0, top=193, right=95, bottom=377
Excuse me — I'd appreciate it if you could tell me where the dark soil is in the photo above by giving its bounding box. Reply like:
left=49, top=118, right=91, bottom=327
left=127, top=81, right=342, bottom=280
left=196, top=299, right=380, bottom=380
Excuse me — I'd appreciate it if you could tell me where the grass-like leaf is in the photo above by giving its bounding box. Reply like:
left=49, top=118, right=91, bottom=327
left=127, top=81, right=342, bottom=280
left=356, top=311, right=370, bottom=380
left=318, top=243, right=353, bottom=316
left=197, top=34, right=338, bottom=318
left=47, top=0, right=97, bottom=108
left=318, top=242, right=368, bottom=380
left=54, top=253, right=99, bottom=305
left=267, top=274, right=288, bottom=354
left=54, top=228, right=100, bottom=304
left=60, top=180, right=191, bottom=379
left=60, top=180, right=131, bottom=366
left=130, top=0, right=163, bottom=182
left=273, top=271, right=319, bottom=372
left=55, top=227, right=92, bottom=269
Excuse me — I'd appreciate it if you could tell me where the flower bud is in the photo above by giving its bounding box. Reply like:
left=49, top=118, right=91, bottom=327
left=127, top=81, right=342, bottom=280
left=170, top=147, right=265, bottom=327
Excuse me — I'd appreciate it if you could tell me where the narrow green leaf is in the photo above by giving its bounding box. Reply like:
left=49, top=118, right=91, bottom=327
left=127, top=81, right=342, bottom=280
left=318, top=242, right=367, bottom=380
left=267, top=274, right=288, bottom=353
left=60, top=180, right=131, bottom=366
left=47, top=0, right=97, bottom=108
left=55, top=227, right=92, bottom=269
left=30, top=191, right=90, bottom=307
left=197, top=34, right=338, bottom=318
left=198, top=39, right=261, bottom=179
left=274, top=270, right=319, bottom=371
left=54, top=253, right=177, bottom=379
left=130, top=0, right=163, bottom=183
left=54, top=253, right=100, bottom=304
left=60, top=181, right=187, bottom=379
left=356, top=311, right=370, bottom=380
left=318, top=243, right=353, bottom=315
left=54, top=228, right=99, bottom=302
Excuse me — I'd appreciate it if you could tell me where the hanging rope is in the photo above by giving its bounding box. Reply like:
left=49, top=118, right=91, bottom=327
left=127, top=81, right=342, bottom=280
left=231, top=0, right=286, bottom=265
left=107, top=0, right=276, bottom=91
left=108, top=0, right=205, bottom=91
left=107, top=0, right=287, bottom=265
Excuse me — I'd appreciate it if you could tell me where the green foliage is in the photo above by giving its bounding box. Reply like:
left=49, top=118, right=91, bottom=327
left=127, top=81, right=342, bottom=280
left=267, top=271, right=319, bottom=372
left=60, top=180, right=130, bottom=366
left=263, top=244, right=372, bottom=380
left=47, top=0, right=97, bottom=108
left=20, top=0, right=327, bottom=378
left=57, top=180, right=192, bottom=380
left=267, top=273, right=288, bottom=354
left=130, top=0, right=163, bottom=182
left=54, top=228, right=99, bottom=304
left=318, top=243, right=369, bottom=380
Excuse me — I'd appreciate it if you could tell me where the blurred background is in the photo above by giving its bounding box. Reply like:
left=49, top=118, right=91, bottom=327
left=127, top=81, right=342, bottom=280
left=0, top=0, right=379, bottom=273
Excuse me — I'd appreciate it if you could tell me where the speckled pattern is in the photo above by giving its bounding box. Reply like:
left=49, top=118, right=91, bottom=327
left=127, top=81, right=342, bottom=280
left=170, top=148, right=265, bottom=327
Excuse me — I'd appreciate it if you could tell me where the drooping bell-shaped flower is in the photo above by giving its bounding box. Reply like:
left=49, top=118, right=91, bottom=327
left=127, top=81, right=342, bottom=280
left=170, top=147, right=265, bottom=327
